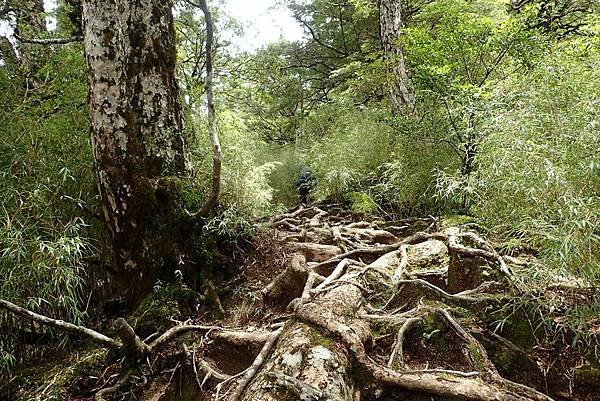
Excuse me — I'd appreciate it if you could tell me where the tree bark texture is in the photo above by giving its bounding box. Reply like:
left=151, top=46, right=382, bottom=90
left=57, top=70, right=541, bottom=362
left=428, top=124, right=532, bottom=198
left=82, top=0, right=190, bottom=306
left=379, top=0, right=415, bottom=114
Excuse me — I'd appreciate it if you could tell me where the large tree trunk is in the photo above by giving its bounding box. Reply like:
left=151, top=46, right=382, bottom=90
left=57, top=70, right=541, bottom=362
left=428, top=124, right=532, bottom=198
left=379, top=0, right=415, bottom=114
left=81, top=0, right=190, bottom=307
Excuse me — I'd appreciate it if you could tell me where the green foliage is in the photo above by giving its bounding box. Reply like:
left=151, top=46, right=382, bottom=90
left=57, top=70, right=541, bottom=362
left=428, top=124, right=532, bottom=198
left=471, top=38, right=600, bottom=280
left=131, top=282, right=202, bottom=337
left=0, top=0, right=597, bottom=376
left=306, top=103, right=394, bottom=200
left=346, top=191, right=378, bottom=216
left=189, top=109, right=283, bottom=229
left=0, top=46, right=96, bottom=371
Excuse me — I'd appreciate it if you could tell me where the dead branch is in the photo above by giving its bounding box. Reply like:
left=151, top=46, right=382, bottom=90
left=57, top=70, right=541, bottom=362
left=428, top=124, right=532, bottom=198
left=0, top=299, right=120, bottom=350
left=15, top=33, right=83, bottom=44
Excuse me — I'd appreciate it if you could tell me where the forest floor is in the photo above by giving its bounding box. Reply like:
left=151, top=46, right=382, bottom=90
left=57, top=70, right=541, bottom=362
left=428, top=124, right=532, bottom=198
left=2, top=204, right=599, bottom=401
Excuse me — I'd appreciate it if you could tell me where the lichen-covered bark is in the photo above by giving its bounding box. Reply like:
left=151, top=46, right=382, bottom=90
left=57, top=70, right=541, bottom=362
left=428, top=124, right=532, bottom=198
left=379, top=0, right=415, bottom=114
left=82, top=0, right=190, bottom=305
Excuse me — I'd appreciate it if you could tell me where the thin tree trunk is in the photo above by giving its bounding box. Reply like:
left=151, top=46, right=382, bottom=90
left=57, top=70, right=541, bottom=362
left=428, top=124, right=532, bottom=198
left=379, top=0, right=415, bottom=114
left=16, top=0, right=47, bottom=72
left=196, top=0, right=221, bottom=218
left=81, top=0, right=190, bottom=307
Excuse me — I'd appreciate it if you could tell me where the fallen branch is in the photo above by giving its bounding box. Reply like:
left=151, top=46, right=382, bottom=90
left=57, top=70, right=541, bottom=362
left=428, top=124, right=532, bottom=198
left=15, top=33, right=83, bottom=44
left=0, top=299, right=120, bottom=350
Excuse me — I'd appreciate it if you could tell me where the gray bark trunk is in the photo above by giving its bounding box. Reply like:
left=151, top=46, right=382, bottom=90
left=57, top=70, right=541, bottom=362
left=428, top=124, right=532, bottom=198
left=81, top=0, right=190, bottom=306
left=196, top=0, right=221, bottom=218
left=379, top=0, right=415, bottom=114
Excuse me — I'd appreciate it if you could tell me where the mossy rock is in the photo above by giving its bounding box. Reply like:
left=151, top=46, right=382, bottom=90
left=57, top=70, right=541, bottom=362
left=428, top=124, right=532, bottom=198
left=130, top=283, right=203, bottom=337
left=406, top=240, right=449, bottom=271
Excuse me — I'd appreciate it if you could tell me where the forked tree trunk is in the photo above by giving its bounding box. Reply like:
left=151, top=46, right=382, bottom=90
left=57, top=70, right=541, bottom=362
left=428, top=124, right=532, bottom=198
left=81, top=0, right=190, bottom=306
left=379, top=0, right=415, bottom=114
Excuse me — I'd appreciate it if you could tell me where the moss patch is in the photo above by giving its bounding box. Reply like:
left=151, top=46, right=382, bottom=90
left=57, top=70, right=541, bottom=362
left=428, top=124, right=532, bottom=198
left=441, top=214, right=475, bottom=229
left=8, top=347, right=109, bottom=401
left=130, top=283, right=203, bottom=337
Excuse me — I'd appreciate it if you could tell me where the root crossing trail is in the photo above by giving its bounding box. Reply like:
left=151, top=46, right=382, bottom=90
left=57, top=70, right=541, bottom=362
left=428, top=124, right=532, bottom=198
left=231, top=205, right=553, bottom=401
left=4, top=204, right=576, bottom=401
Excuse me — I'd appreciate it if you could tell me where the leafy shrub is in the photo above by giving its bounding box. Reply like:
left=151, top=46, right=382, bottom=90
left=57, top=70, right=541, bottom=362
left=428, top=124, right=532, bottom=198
left=0, top=47, right=97, bottom=371
left=306, top=103, right=395, bottom=200
left=471, top=39, right=600, bottom=280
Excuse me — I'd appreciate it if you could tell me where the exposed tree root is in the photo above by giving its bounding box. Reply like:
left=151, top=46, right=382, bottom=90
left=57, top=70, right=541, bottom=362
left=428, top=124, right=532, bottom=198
left=4, top=205, right=576, bottom=401
left=226, top=328, right=283, bottom=401
left=388, top=316, right=422, bottom=368
left=94, top=369, right=135, bottom=401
